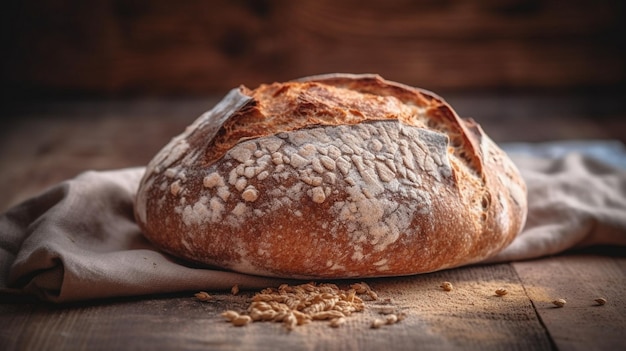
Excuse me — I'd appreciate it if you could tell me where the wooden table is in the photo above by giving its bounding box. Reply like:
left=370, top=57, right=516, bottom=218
left=1, top=94, right=625, bottom=350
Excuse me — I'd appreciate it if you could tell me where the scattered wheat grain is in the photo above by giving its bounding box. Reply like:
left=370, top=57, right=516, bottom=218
left=330, top=317, right=346, bottom=328
left=370, top=318, right=385, bottom=329
left=221, top=310, right=240, bottom=322
left=194, top=291, right=212, bottom=301
left=232, top=315, right=252, bottom=326
left=495, top=288, right=508, bottom=296
left=594, top=298, right=607, bottom=306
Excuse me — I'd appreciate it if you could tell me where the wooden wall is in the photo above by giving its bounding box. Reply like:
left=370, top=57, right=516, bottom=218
left=1, top=0, right=625, bottom=98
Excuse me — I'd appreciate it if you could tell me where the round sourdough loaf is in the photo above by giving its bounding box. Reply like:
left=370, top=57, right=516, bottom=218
left=134, top=73, right=527, bottom=279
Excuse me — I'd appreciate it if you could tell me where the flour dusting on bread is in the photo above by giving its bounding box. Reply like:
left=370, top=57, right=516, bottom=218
left=134, top=73, right=527, bottom=279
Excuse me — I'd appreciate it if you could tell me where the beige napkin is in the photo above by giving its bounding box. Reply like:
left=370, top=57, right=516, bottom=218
left=1, top=151, right=625, bottom=303
left=0, top=168, right=292, bottom=302
left=485, top=152, right=626, bottom=262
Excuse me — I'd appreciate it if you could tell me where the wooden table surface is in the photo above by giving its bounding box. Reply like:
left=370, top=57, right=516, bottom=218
left=1, top=93, right=625, bottom=350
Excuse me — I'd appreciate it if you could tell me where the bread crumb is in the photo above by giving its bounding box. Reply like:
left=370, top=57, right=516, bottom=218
left=552, top=299, right=566, bottom=308
left=440, top=282, right=453, bottom=292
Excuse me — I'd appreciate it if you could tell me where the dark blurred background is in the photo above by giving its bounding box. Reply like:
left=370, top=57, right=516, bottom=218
left=2, top=0, right=625, bottom=99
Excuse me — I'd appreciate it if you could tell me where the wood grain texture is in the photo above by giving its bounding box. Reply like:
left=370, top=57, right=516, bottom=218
left=6, top=253, right=623, bottom=351
left=1, top=0, right=624, bottom=98
left=513, top=252, right=626, bottom=351
left=0, top=99, right=215, bottom=212
left=0, top=264, right=553, bottom=351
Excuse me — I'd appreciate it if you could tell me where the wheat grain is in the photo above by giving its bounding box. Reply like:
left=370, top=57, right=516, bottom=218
left=220, top=281, right=377, bottom=329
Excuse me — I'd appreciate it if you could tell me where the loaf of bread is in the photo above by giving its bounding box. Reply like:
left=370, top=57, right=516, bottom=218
left=134, top=73, right=527, bottom=279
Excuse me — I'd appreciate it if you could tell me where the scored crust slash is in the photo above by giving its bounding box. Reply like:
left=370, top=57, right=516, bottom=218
left=134, top=73, right=527, bottom=279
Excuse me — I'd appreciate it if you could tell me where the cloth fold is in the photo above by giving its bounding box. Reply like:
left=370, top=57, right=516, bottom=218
left=484, top=152, right=626, bottom=262
left=0, top=168, right=290, bottom=302
left=1, top=143, right=626, bottom=303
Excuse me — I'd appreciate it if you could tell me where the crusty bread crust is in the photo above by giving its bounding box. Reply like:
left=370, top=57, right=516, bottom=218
left=134, top=73, right=527, bottom=278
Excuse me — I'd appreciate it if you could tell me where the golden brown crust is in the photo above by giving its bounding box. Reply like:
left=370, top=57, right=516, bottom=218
left=134, top=73, right=527, bottom=278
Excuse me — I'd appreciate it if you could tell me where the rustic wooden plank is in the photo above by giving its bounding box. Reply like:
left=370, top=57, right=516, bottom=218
left=289, top=0, right=622, bottom=39
left=0, top=98, right=214, bottom=211
left=513, top=251, right=626, bottom=351
left=0, top=263, right=553, bottom=351
left=1, top=0, right=624, bottom=96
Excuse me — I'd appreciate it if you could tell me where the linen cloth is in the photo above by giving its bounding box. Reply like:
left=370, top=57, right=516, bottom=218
left=1, top=141, right=625, bottom=302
